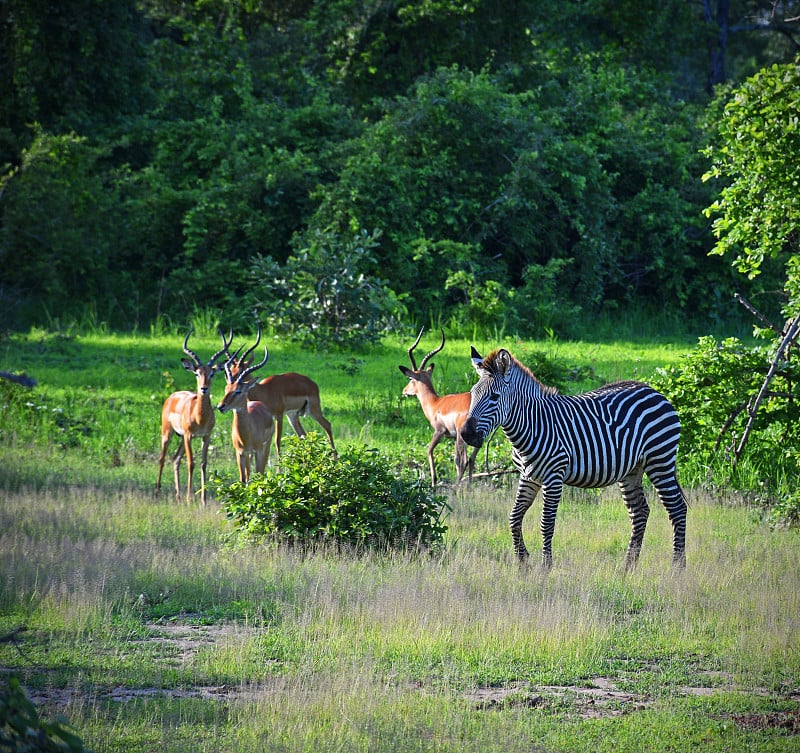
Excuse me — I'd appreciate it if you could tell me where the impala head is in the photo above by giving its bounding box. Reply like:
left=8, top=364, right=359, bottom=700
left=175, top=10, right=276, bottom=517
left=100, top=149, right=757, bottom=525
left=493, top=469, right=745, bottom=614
left=217, top=338, right=269, bottom=413
left=223, top=326, right=262, bottom=381
left=180, top=328, right=231, bottom=395
left=461, top=346, right=515, bottom=448
left=399, top=328, right=445, bottom=396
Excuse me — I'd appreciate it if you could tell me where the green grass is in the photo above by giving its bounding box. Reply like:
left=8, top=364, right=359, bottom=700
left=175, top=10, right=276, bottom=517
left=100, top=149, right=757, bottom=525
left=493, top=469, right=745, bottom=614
left=0, top=328, right=697, bottom=485
left=1, top=329, right=797, bottom=752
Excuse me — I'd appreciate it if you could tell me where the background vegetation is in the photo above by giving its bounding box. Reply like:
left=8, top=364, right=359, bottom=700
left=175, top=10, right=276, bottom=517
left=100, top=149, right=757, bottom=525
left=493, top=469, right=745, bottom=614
left=1, top=0, right=798, bottom=337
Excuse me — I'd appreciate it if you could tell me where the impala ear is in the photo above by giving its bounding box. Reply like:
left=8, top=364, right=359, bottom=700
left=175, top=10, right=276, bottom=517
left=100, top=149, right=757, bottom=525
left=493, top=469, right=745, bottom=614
left=470, top=345, right=484, bottom=371
left=181, top=358, right=196, bottom=373
left=399, top=365, right=413, bottom=378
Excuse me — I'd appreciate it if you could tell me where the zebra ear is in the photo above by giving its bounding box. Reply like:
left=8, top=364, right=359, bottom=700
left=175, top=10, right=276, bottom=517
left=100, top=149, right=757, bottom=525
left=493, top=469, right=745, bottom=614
left=498, top=349, right=514, bottom=381
left=470, top=345, right=484, bottom=371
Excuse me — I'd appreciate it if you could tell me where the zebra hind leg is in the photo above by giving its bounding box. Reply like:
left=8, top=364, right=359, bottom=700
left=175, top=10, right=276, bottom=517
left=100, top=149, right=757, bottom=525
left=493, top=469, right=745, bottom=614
left=619, top=470, right=649, bottom=571
left=648, top=469, right=687, bottom=569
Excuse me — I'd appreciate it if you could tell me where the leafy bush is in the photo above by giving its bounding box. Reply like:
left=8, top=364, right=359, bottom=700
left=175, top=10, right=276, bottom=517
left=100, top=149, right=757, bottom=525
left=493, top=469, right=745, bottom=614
left=650, top=335, right=800, bottom=526
left=215, top=434, right=449, bottom=550
left=0, top=675, right=91, bottom=752
left=246, top=228, right=406, bottom=350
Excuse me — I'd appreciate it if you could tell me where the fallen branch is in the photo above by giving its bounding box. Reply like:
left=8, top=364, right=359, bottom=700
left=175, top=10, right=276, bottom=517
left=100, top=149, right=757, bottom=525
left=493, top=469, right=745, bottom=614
left=470, top=468, right=518, bottom=480
left=0, top=371, right=37, bottom=388
left=0, top=626, right=30, bottom=660
left=0, top=627, right=27, bottom=644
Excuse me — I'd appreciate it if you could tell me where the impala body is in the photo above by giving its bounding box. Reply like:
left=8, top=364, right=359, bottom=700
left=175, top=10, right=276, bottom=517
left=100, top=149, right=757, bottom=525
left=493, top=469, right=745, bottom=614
left=223, top=329, right=337, bottom=460
left=217, top=345, right=275, bottom=482
left=399, top=328, right=478, bottom=487
left=157, top=330, right=229, bottom=504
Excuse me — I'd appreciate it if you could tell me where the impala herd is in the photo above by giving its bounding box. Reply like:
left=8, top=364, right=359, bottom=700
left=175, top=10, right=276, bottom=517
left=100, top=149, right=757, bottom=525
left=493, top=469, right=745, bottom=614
left=157, top=327, right=472, bottom=504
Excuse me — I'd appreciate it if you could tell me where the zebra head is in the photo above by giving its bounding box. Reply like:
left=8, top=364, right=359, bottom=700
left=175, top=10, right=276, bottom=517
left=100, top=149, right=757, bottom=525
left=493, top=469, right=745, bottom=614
left=461, top=346, right=514, bottom=448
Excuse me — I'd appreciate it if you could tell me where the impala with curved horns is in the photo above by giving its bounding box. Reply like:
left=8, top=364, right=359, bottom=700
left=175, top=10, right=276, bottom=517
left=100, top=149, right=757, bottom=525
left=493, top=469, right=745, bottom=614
left=399, top=328, right=479, bottom=487
left=223, top=328, right=337, bottom=460
left=217, top=342, right=275, bottom=482
left=157, top=328, right=230, bottom=504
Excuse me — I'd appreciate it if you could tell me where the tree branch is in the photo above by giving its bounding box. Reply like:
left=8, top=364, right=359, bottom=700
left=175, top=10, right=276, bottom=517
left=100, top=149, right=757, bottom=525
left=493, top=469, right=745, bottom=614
left=733, top=311, right=800, bottom=465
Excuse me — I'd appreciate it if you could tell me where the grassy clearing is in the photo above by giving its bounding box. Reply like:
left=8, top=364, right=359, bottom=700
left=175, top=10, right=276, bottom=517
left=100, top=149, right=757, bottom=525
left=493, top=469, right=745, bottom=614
left=0, top=475, right=798, bottom=752
left=0, top=329, right=695, bottom=484
left=1, top=330, right=797, bottom=751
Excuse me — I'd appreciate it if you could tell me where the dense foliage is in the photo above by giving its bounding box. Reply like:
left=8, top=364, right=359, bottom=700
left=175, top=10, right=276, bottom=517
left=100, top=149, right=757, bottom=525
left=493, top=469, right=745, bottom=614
left=703, top=61, right=800, bottom=319
left=0, top=675, right=91, bottom=753
left=0, top=1, right=797, bottom=335
left=215, top=434, right=450, bottom=549
left=651, top=335, right=800, bottom=526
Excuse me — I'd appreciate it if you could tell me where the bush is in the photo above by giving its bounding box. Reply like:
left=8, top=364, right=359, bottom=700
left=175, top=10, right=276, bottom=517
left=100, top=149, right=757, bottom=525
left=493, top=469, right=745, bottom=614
left=0, top=675, right=91, bottom=752
left=245, top=228, right=405, bottom=350
left=650, top=335, right=800, bottom=526
left=214, top=434, right=449, bottom=550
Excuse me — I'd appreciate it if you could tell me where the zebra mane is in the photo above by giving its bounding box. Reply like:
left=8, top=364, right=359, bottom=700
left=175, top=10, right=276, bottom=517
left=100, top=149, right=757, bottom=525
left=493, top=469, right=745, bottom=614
left=482, top=348, right=559, bottom=396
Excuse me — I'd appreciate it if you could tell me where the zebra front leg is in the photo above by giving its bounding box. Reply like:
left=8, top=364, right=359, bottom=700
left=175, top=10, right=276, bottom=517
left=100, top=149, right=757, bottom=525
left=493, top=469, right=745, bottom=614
left=619, top=472, right=650, bottom=571
left=510, top=477, right=540, bottom=562
left=539, top=480, right=564, bottom=569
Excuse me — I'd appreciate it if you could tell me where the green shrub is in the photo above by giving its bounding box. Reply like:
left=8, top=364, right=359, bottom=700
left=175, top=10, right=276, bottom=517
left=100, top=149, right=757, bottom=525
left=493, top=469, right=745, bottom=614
left=0, top=675, right=91, bottom=752
left=650, top=335, right=800, bottom=526
left=214, top=434, right=449, bottom=550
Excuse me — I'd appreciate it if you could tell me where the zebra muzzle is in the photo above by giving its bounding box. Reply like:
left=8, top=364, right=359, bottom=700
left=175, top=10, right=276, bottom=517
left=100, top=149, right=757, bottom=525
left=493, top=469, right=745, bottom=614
left=461, top=418, right=483, bottom=448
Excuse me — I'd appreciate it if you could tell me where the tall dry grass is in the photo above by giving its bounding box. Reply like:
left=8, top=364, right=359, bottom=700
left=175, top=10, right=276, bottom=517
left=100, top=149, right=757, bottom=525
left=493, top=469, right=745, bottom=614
left=1, top=477, right=798, bottom=752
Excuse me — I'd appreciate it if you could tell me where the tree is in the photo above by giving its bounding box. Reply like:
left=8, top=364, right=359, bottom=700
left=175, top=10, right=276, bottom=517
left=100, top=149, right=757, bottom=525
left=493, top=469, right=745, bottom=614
left=703, top=59, right=800, bottom=316
left=701, top=1, right=800, bottom=91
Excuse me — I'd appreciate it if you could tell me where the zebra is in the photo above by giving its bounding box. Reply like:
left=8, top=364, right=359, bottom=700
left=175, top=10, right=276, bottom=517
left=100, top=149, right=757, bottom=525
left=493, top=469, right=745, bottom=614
left=461, top=346, right=687, bottom=570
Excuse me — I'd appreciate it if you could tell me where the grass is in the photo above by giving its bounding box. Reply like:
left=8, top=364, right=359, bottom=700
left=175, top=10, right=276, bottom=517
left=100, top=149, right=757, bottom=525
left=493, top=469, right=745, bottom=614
left=0, top=328, right=797, bottom=751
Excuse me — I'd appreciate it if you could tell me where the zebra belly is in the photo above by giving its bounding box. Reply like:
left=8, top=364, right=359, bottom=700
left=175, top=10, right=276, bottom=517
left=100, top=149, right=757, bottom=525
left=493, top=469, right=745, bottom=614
left=516, top=453, right=640, bottom=488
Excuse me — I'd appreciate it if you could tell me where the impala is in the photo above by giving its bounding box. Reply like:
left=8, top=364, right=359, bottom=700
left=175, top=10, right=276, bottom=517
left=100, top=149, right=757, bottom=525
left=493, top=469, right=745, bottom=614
left=217, top=343, right=275, bottom=483
left=157, top=329, right=230, bottom=504
left=399, top=328, right=478, bottom=487
left=223, top=329, right=337, bottom=460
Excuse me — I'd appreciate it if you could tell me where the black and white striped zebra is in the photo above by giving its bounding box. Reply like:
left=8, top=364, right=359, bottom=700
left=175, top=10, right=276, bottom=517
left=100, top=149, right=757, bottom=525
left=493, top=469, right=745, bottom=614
left=462, top=346, right=687, bottom=570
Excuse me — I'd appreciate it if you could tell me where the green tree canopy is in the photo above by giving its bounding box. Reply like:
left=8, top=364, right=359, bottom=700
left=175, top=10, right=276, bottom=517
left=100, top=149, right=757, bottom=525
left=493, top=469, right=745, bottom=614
left=703, top=59, right=800, bottom=315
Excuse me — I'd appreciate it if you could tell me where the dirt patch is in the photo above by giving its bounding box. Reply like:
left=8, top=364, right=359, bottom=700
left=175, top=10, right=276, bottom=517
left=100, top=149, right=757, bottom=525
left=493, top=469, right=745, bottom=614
left=465, top=678, right=648, bottom=718
left=466, top=677, right=800, bottom=724
left=723, top=709, right=800, bottom=734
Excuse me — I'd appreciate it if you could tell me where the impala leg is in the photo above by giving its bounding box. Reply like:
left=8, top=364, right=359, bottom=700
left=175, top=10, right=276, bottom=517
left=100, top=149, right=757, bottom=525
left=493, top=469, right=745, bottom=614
left=199, top=435, right=211, bottom=505
left=427, top=430, right=445, bottom=487
left=183, top=435, right=195, bottom=504
left=264, top=424, right=274, bottom=468
left=467, top=446, right=479, bottom=482
left=287, top=413, right=306, bottom=439
left=171, top=440, right=186, bottom=502
left=454, top=436, right=467, bottom=483
left=309, top=410, right=337, bottom=459
left=510, top=477, right=541, bottom=563
left=274, top=417, right=284, bottom=459
left=156, top=431, right=172, bottom=496
left=255, top=447, right=266, bottom=476
left=619, top=469, right=649, bottom=571
left=237, top=451, right=248, bottom=484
